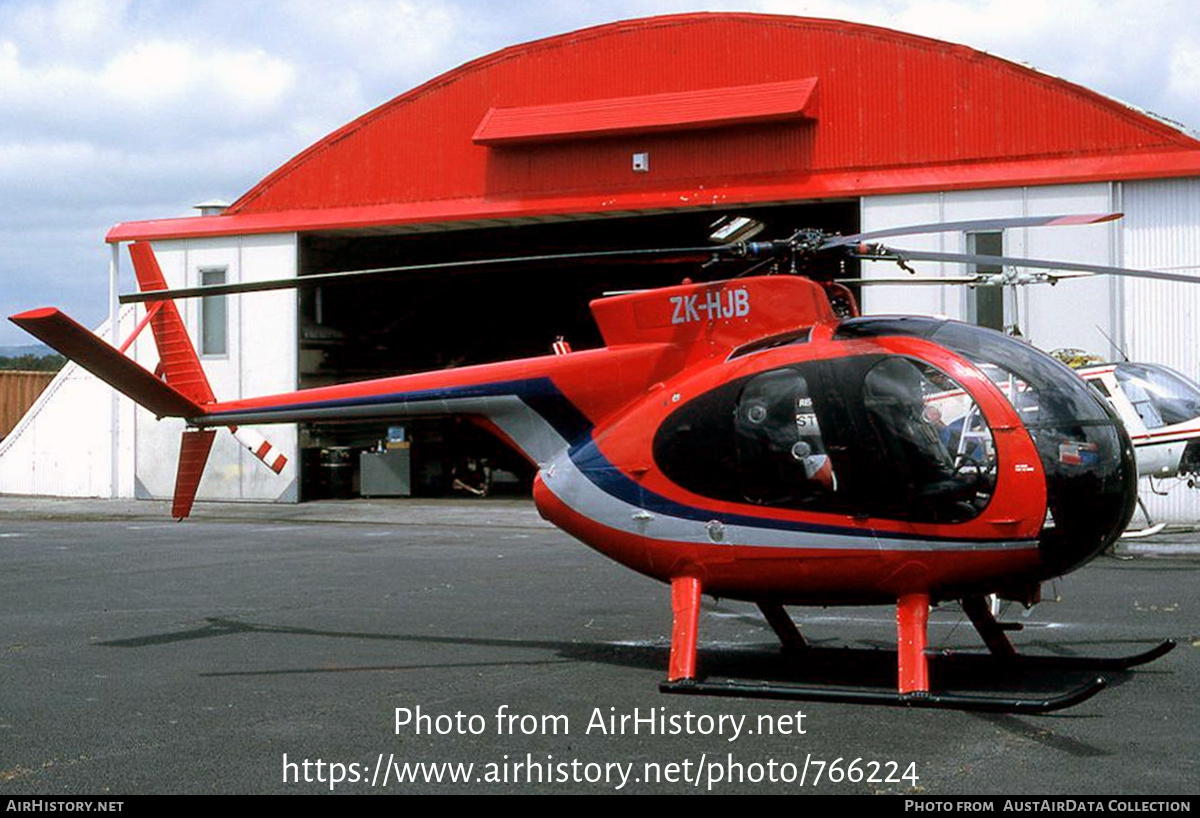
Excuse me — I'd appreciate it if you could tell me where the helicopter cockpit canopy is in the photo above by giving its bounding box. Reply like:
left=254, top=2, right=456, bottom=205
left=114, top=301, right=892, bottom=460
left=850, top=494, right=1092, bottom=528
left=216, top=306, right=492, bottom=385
left=1110, top=363, right=1200, bottom=428
left=653, top=315, right=1133, bottom=574
left=834, top=317, right=1136, bottom=573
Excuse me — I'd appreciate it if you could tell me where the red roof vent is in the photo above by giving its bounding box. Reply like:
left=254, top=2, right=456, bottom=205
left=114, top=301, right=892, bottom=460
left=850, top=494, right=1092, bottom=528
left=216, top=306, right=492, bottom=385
left=473, top=78, right=818, bottom=146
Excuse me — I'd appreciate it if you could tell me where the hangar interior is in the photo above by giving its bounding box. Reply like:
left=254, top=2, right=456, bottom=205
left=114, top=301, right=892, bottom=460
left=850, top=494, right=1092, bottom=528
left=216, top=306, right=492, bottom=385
left=293, top=202, right=859, bottom=498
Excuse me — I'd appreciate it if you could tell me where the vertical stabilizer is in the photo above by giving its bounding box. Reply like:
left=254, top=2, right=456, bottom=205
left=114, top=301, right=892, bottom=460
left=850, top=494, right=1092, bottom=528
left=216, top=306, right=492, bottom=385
left=130, top=243, right=219, bottom=519
left=128, top=242, right=216, bottom=405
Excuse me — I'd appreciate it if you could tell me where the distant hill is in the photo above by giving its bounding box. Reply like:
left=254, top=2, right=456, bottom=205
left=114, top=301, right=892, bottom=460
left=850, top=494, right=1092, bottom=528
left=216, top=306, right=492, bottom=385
left=0, top=344, right=54, bottom=359
left=0, top=344, right=64, bottom=372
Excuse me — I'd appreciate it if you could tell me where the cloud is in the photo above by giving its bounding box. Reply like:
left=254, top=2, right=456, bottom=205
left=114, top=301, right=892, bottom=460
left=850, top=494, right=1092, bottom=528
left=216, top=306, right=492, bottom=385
left=0, top=37, right=297, bottom=144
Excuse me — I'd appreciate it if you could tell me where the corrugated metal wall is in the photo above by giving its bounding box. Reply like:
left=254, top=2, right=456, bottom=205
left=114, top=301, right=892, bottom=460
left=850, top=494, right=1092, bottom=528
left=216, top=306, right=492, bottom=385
left=860, top=183, right=1118, bottom=355
left=230, top=14, right=1198, bottom=218
left=1122, top=178, right=1200, bottom=524
left=0, top=371, right=55, bottom=440
left=0, top=309, right=134, bottom=499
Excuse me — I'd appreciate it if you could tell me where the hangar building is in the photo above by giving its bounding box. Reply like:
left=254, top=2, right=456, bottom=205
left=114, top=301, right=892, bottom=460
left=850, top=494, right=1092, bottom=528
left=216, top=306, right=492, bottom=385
left=5, top=13, right=1200, bottom=521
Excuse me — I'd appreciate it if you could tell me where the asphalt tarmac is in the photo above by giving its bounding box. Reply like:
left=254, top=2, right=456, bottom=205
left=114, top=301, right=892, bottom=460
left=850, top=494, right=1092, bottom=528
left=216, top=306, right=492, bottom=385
left=0, top=497, right=1196, bottom=795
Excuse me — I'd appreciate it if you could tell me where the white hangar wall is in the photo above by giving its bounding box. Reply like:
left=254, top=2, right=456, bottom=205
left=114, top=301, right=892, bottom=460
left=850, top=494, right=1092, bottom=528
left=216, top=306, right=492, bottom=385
left=859, top=183, right=1121, bottom=354
left=861, top=181, right=1200, bottom=524
left=0, top=233, right=299, bottom=502
left=131, top=234, right=300, bottom=503
left=0, top=309, right=137, bottom=497
left=1121, top=178, right=1200, bottom=525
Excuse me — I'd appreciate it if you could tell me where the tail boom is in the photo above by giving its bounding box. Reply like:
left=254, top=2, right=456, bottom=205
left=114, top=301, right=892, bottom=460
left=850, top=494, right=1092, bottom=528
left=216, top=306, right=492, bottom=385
left=195, top=343, right=674, bottom=466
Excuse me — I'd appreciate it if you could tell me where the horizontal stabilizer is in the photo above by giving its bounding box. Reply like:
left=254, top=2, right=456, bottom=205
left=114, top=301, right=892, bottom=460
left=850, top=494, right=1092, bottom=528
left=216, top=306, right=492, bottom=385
left=9, top=307, right=202, bottom=419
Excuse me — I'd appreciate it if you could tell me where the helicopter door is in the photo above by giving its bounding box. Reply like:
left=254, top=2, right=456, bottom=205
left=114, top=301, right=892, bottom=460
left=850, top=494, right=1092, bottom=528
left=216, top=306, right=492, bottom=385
left=854, top=357, right=997, bottom=521
left=654, top=356, right=996, bottom=522
left=730, top=358, right=996, bottom=521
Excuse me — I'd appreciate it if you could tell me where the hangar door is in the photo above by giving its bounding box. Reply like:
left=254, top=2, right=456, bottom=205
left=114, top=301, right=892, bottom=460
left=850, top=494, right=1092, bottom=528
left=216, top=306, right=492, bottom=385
left=293, top=203, right=859, bottom=500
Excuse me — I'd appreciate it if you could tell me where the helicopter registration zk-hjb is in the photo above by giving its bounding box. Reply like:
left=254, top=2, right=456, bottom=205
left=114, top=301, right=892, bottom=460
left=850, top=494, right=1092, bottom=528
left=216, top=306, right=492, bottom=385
left=11, top=215, right=1178, bottom=712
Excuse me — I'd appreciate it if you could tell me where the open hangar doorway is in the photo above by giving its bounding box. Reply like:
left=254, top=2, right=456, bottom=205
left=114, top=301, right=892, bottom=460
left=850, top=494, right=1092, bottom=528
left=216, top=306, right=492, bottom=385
left=293, top=200, right=859, bottom=500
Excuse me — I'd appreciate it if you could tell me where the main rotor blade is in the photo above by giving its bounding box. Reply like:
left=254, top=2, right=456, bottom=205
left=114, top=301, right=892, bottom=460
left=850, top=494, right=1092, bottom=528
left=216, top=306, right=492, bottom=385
left=835, top=276, right=985, bottom=285
left=119, top=243, right=724, bottom=304
left=838, top=270, right=1097, bottom=286
left=858, top=247, right=1200, bottom=284
left=821, top=213, right=1121, bottom=249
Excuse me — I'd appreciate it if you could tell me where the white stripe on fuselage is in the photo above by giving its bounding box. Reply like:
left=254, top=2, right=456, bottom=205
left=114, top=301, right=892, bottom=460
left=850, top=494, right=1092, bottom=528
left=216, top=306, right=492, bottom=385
left=538, top=443, right=1036, bottom=553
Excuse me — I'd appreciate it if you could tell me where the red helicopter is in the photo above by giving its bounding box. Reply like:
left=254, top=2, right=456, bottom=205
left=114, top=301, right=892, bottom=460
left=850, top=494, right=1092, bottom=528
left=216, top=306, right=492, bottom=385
left=11, top=213, right=1181, bottom=712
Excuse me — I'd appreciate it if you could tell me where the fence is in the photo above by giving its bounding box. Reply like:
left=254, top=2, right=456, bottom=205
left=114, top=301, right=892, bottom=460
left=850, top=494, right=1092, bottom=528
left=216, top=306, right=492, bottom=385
left=0, top=371, right=56, bottom=439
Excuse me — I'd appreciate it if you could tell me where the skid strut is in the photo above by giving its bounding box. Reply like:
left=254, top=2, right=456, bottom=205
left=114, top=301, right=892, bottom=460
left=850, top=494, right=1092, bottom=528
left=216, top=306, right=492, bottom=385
left=961, top=595, right=1019, bottom=659
left=897, top=592, right=931, bottom=694
left=958, top=594, right=1176, bottom=670
left=757, top=602, right=809, bottom=653
left=668, top=576, right=702, bottom=682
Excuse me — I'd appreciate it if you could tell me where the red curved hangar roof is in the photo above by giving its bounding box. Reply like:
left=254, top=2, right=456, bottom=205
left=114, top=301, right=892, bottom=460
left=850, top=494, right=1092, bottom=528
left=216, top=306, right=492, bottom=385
left=108, top=12, right=1200, bottom=242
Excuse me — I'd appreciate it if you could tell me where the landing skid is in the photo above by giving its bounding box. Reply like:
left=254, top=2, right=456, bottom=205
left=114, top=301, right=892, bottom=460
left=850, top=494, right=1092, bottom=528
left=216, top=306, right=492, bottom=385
left=660, top=676, right=1107, bottom=714
left=1121, top=496, right=1166, bottom=539
left=944, top=638, right=1177, bottom=672
left=1121, top=522, right=1166, bottom=539
left=662, top=580, right=1174, bottom=714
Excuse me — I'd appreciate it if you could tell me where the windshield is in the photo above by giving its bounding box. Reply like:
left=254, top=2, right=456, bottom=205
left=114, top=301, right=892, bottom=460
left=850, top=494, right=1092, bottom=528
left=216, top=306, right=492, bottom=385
left=1113, top=363, right=1200, bottom=428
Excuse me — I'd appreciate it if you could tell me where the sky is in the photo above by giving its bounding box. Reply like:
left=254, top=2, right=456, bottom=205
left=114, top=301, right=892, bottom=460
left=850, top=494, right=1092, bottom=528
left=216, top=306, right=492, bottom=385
left=3, top=0, right=1200, bottom=346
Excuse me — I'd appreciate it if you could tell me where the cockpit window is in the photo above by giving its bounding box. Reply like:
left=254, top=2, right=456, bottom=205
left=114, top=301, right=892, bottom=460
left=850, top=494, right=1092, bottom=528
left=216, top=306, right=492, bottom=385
left=1114, top=364, right=1200, bottom=428
left=926, top=323, right=1110, bottom=428
left=653, top=356, right=996, bottom=522
left=836, top=316, right=1111, bottom=426
left=833, top=316, right=1136, bottom=569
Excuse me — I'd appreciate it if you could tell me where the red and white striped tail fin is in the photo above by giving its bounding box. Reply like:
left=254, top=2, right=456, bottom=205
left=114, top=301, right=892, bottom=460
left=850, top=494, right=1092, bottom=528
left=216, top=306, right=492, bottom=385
left=127, top=242, right=218, bottom=519
left=129, top=242, right=216, bottom=406
left=127, top=242, right=287, bottom=517
left=229, top=425, right=288, bottom=474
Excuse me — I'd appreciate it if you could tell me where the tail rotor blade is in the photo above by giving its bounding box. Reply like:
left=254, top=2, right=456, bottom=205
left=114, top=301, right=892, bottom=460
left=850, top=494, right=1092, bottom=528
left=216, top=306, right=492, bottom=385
left=228, top=425, right=288, bottom=474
